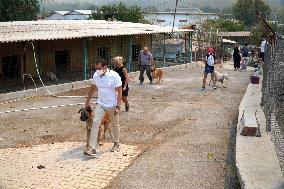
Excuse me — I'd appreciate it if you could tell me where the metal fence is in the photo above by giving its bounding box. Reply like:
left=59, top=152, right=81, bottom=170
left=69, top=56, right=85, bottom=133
left=261, top=39, right=284, bottom=175
left=151, top=33, right=192, bottom=67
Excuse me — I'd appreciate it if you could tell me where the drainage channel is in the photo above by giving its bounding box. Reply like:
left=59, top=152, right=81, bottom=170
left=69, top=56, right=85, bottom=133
left=224, top=114, right=241, bottom=189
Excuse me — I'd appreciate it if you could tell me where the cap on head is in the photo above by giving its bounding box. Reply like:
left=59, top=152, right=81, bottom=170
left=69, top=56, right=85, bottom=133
left=208, top=47, right=214, bottom=53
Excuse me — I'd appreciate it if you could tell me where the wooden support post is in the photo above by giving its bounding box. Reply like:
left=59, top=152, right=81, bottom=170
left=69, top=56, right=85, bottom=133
left=163, top=34, right=166, bottom=67
left=127, top=36, right=133, bottom=72
left=83, top=39, right=89, bottom=80
left=188, top=32, right=193, bottom=63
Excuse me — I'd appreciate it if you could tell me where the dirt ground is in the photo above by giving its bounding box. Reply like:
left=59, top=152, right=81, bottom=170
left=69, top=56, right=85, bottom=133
left=0, top=62, right=252, bottom=188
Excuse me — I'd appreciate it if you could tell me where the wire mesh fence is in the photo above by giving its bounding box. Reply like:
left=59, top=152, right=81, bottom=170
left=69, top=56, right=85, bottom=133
left=261, top=39, right=284, bottom=176
left=151, top=33, right=192, bottom=67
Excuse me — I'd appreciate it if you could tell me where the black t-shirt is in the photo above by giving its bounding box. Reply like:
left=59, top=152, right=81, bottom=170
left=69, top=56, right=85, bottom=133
left=114, top=66, right=127, bottom=88
left=233, top=47, right=241, bottom=61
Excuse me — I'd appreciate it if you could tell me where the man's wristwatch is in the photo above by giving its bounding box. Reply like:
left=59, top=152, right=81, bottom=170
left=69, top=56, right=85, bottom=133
left=116, top=105, right=121, bottom=109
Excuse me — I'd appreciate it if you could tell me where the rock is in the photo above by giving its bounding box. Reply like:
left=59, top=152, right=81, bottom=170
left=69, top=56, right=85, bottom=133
left=37, top=165, right=45, bottom=169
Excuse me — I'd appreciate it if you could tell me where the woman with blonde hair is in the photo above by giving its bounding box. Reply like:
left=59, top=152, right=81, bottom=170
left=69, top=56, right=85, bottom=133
left=113, top=56, right=130, bottom=111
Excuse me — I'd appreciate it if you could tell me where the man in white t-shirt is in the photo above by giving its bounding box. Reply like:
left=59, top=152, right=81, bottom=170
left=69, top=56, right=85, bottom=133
left=85, top=58, right=122, bottom=156
left=260, top=38, right=266, bottom=62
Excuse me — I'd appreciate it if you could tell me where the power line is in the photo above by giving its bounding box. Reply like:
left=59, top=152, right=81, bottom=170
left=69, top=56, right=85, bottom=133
left=172, top=0, right=179, bottom=33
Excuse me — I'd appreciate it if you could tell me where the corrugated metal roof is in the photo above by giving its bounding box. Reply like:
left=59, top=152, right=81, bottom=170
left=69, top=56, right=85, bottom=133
left=72, top=10, right=92, bottom=15
left=0, top=20, right=192, bottom=43
left=54, top=11, right=70, bottom=15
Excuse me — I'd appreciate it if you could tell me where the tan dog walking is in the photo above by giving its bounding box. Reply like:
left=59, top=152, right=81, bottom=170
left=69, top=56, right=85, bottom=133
left=150, top=65, right=164, bottom=84
left=78, top=107, right=112, bottom=151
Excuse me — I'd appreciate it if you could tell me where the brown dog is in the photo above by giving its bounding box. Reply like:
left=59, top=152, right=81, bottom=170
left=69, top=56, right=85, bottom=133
left=151, top=65, right=164, bottom=83
left=78, top=107, right=112, bottom=149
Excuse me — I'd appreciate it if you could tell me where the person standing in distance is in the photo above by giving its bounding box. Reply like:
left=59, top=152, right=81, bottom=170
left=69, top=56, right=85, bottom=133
left=85, top=58, right=122, bottom=156
left=233, top=44, right=241, bottom=70
left=241, top=43, right=250, bottom=71
left=201, top=47, right=217, bottom=90
left=138, top=47, right=153, bottom=85
left=260, top=38, right=266, bottom=62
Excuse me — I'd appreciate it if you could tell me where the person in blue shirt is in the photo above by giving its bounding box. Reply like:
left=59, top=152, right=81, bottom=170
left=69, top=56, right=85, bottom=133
left=241, top=43, right=250, bottom=71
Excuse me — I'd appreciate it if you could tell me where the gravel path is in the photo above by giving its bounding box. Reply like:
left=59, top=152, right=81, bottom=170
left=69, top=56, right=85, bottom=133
left=0, top=62, right=251, bottom=188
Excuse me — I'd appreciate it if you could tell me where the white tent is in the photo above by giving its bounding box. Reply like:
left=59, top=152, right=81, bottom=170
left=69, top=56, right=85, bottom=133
left=222, top=39, right=236, bottom=44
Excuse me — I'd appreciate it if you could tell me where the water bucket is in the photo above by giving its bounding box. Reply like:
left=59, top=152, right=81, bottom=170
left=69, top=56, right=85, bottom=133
left=250, top=75, right=260, bottom=84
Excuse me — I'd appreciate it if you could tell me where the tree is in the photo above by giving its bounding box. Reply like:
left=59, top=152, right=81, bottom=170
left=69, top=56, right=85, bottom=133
left=233, top=0, right=270, bottom=28
left=205, top=19, right=245, bottom=32
left=249, top=23, right=265, bottom=45
left=193, top=18, right=246, bottom=61
left=0, top=0, right=40, bottom=22
left=250, top=20, right=279, bottom=45
left=277, top=7, right=284, bottom=24
left=90, top=3, right=148, bottom=23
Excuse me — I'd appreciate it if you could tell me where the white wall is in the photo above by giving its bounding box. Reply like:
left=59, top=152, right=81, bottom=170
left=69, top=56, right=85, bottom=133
left=64, top=15, right=89, bottom=20
left=145, top=13, right=219, bottom=27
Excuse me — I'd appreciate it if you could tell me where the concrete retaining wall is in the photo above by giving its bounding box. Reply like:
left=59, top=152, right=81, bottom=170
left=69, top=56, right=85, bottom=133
left=236, top=81, right=284, bottom=189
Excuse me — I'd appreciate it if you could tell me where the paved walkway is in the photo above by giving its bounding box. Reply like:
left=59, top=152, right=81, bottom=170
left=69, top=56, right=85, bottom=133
left=0, top=143, right=141, bottom=189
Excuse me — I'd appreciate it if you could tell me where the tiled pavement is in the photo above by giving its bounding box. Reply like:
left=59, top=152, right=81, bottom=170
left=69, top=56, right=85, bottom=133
left=0, top=142, right=141, bottom=189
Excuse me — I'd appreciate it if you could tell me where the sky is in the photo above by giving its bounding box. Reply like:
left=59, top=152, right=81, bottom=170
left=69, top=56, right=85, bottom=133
left=42, top=0, right=283, bottom=7
left=41, top=0, right=284, bottom=12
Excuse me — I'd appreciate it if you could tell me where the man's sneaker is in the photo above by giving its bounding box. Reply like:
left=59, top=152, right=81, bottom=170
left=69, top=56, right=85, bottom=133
left=84, top=148, right=96, bottom=156
left=201, top=87, right=205, bottom=90
left=213, top=86, right=217, bottom=89
left=125, top=104, right=129, bottom=111
left=111, top=142, right=120, bottom=152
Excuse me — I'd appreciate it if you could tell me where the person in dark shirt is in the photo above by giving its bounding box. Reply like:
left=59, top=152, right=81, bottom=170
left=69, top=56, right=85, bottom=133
left=201, top=47, right=217, bottom=90
left=241, top=43, right=250, bottom=71
left=233, top=44, right=241, bottom=70
left=113, top=56, right=130, bottom=111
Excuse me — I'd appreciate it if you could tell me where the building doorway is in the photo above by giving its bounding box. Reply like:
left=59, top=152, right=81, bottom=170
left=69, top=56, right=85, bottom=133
left=2, top=55, right=20, bottom=80
left=98, top=47, right=111, bottom=68
left=132, top=44, right=141, bottom=71
left=55, top=50, right=70, bottom=77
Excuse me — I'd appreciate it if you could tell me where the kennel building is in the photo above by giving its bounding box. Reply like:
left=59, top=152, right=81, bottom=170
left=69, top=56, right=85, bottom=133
left=0, top=20, right=193, bottom=93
